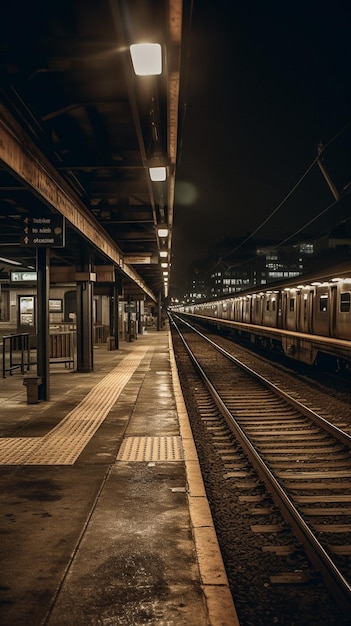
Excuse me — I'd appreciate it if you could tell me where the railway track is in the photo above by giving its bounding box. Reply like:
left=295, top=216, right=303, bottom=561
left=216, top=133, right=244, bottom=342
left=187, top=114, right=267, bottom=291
left=170, top=313, right=351, bottom=621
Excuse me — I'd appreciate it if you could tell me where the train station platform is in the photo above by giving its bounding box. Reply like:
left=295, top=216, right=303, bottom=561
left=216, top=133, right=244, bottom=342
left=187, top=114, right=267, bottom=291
left=0, top=325, right=238, bottom=626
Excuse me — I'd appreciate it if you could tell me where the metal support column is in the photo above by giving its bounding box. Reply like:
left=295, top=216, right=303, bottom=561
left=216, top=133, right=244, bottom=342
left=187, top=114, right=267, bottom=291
left=76, top=253, right=94, bottom=372
left=36, top=247, right=50, bottom=400
left=137, top=299, right=143, bottom=335
left=109, top=279, right=119, bottom=350
left=157, top=291, right=162, bottom=330
left=127, top=295, right=132, bottom=341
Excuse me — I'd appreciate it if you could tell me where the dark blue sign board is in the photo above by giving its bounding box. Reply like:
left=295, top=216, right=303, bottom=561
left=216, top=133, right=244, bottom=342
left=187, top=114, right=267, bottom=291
left=21, top=215, right=65, bottom=247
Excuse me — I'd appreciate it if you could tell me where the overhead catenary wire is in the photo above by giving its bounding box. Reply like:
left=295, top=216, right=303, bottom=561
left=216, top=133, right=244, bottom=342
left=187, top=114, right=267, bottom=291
left=212, top=119, right=351, bottom=273
left=216, top=186, right=351, bottom=276
left=220, top=156, right=319, bottom=262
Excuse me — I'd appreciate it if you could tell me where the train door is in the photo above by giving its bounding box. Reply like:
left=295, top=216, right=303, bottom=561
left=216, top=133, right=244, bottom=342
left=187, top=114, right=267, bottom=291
left=313, top=285, right=329, bottom=336
left=276, top=291, right=283, bottom=328
left=252, top=295, right=262, bottom=325
left=242, top=296, right=251, bottom=323
left=307, top=289, right=314, bottom=333
left=299, top=288, right=314, bottom=333
left=329, top=284, right=337, bottom=337
left=247, top=296, right=252, bottom=323
left=285, top=289, right=297, bottom=330
left=280, top=291, right=287, bottom=329
left=254, top=294, right=264, bottom=325
left=336, top=279, right=351, bottom=340
left=239, top=298, right=243, bottom=322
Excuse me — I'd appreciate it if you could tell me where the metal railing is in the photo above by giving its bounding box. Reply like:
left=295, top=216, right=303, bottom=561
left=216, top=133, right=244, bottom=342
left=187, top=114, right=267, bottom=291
left=2, top=333, right=30, bottom=378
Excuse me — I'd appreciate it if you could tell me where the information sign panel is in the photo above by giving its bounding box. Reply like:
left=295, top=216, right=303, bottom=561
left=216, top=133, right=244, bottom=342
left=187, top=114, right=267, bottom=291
left=21, top=215, right=65, bottom=247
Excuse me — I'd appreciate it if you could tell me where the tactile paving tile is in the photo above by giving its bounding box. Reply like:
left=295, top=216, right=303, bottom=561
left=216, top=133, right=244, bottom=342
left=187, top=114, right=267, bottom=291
left=117, top=436, right=183, bottom=461
left=0, top=349, right=147, bottom=465
left=0, top=437, right=41, bottom=464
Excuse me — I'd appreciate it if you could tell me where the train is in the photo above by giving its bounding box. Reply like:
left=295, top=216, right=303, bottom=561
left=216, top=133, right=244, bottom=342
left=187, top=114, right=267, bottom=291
left=172, top=261, right=351, bottom=371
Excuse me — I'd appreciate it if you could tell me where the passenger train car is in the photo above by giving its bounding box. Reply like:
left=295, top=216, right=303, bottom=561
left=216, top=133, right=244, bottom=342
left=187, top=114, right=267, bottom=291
left=174, top=261, right=351, bottom=370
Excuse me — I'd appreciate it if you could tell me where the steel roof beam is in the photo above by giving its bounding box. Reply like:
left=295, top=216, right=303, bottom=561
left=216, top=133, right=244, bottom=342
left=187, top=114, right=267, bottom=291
left=0, top=108, right=157, bottom=301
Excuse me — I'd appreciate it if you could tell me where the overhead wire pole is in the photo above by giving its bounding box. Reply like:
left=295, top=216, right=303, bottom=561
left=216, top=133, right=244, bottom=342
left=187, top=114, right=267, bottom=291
left=317, top=143, right=340, bottom=201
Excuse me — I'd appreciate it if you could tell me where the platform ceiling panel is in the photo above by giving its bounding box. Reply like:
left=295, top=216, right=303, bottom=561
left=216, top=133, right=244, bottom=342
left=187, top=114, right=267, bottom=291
left=0, top=0, right=188, bottom=299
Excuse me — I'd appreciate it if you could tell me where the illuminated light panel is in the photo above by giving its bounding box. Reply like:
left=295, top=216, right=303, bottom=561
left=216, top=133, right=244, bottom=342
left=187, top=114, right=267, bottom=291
left=157, top=227, right=169, bottom=238
left=149, top=166, right=166, bottom=181
left=130, top=43, right=162, bottom=76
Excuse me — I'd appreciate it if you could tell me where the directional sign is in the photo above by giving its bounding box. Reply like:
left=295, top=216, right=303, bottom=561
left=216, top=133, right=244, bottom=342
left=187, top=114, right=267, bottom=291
left=21, top=215, right=65, bottom=247
left=11, top=271, right=37, bottom=282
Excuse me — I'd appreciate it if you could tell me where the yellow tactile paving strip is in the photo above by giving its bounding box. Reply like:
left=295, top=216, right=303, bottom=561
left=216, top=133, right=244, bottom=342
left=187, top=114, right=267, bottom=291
left=0, top=349, right=148, bottom=465
left=117, top=435, right=183, bottom=461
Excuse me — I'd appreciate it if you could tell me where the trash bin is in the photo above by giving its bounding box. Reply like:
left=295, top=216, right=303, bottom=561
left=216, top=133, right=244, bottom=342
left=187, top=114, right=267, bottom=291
left=23, top=375, right=43, bottom=404
left=128, top=320, right=136, bottom=342
left=107, top=336, right=115, bottom=350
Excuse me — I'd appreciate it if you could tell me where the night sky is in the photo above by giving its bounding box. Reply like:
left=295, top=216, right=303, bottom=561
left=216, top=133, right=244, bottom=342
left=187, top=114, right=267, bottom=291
left=172, top=0, right=351, bottom=292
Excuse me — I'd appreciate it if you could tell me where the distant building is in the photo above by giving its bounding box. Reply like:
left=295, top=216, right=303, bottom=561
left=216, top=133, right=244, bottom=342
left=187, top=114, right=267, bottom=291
left=181, top=260, right=210, bottom=304
left=173, top=228, right=351, bottom=304
left=209, top=238, right=315, bottom=298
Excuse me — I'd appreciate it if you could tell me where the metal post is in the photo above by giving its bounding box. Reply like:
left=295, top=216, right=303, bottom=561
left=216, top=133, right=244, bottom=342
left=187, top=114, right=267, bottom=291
left=76, top=251, right=94, bottom=372
left=110, top=274, right=120, bottom=349
left=157, top=291, right=162, bottom=330
left=317, top=144, right=340, bottom=201
left=36, top=247, right=50, bottom=400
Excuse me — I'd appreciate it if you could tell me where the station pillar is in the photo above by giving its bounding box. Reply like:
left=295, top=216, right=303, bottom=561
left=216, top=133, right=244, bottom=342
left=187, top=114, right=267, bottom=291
left=76, top=254, right=94, bottom=372
left=137, top=299, right=144, bottom=335
left=108, top=274, right=120, bottom=350
left=36, top=247, right=50, bottom=401
left=157, top=291, right=162, bottom=330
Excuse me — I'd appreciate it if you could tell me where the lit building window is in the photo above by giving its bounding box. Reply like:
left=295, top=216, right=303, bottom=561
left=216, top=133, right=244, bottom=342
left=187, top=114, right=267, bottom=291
left=300, top=243, right=314, bottom=254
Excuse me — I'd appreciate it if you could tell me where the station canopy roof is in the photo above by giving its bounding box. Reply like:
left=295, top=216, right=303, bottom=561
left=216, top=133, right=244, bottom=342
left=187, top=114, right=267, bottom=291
left=0, top=0, right=190, bottom=301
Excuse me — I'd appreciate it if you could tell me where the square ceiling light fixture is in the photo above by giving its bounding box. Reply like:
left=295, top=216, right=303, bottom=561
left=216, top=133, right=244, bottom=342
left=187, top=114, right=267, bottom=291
left=147, top=150, right=169, bottom=182
left=149, top=166, right=166, bottom=181
left=157, top=226, right=169, bottom=238
left=130, top=43, right=162, bottom=76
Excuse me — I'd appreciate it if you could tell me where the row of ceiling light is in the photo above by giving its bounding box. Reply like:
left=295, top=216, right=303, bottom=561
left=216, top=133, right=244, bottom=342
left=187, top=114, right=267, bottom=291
left=130, top=43, right=170, bottom=295
left=130, top=43, right=167, bottom=182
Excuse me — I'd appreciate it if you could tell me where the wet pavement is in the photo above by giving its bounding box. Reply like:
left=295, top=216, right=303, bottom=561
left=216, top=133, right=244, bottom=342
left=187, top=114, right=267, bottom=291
left=0, top=327, right=238, bottom=625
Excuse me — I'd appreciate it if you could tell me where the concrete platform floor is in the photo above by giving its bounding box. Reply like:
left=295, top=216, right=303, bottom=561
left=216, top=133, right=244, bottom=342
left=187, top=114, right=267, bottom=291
left=0, top=327, right=238, bottom=626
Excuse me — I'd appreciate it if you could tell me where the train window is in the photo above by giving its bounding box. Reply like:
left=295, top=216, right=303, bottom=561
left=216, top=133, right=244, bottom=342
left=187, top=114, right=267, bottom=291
left=266, top=300, right=270, bottom=311
left=319, top=294, right=328, bottom=312
left=289, top=298, right=295, bottom=312
left=272, top=299, right=276, bottom=311
left=340, top=292, right=351, bottom=313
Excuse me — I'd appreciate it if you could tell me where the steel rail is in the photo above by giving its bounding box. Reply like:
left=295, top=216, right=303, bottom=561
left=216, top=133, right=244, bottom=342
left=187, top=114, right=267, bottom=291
left=170, top=312, right=351, bottom=618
